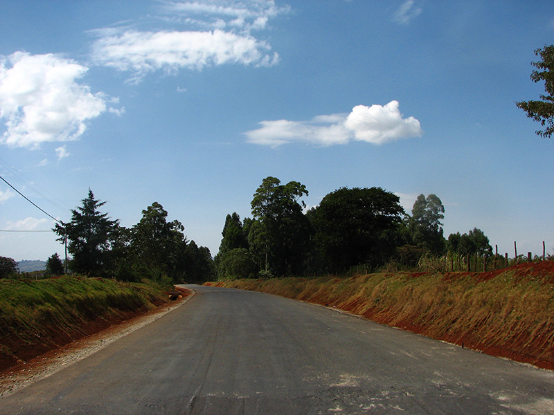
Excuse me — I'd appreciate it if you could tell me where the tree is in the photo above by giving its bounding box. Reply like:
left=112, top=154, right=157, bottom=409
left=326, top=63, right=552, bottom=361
left=215, top=212, right=250, bottom=280
left=54, top=189, right=119, bottom=277
left=218, top=213, right=248, bottom=254
left=130, top=202, right=187, bottom=281
left=217, top=248, right=258, bottom=280
left=183, top=241, right=215, bottom=283
left=516, top=45, right=554, bottom=138
left=310, top=187, right=405, bottom=272
left=0, top=256, right=17, bottom=279
left=447, top=228, right=492, bottom=257
left=250, top=177, right=311, bottom=276
left=410, top=194, right=446, bottom=255
left=45, top=253, right=64, bottom=276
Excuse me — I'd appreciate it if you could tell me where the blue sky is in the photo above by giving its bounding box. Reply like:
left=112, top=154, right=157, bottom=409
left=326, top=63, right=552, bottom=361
left=1, top=0, right=554, bottom=262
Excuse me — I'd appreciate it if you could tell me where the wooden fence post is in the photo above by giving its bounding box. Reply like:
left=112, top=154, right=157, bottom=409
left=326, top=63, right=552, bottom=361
left=528, top=252, right=532, bottom=262
left=514, top=241, right=518, bottom=262
left=544, top=241, right=546, bottom=261
left=505, top=253, right=508, bottom=267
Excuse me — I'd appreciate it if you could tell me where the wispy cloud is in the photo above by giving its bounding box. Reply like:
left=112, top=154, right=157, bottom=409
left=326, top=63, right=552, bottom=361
left=0, top=52, right=121, bottom=149
left=160, top=0, right=290, bottom=33
left=89, top=1, right=288, bottom=83
left=91, top=30, right=278, bottom=83
left=245, top=101, right=423, bottom=147
left=393, top=0, right=422, bottom=25
left=55, top=145, right=70, bottom=160
left=0, top=188, right=16, bottom=203
left=6, top=217, right=50, bottom=230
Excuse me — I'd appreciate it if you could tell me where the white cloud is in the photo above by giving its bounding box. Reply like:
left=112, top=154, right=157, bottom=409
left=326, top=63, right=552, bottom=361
left=0, top=52, right=109, bottom=149
left=6, top=217, right=49, bottom=230
left=0, top=188, right=16, bottom=203
left=245, top=101, right=423, bottom=147
left=89, top=1, right=287, bottom=82
left=108, top=106, right=126, bottom=117
left=55, top=145, right=70, bottom=160
left=91, top=29, right=279, bottom=82
left=161, top=0, right=289, bottom=33
left=393, top=0, right=422, bottom=25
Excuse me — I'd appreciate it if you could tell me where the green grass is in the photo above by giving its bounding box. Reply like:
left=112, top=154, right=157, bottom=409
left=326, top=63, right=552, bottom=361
left=0, top=276, right=171, bottom=371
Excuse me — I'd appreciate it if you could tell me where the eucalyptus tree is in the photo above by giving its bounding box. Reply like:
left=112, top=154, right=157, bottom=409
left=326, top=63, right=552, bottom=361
left=410, top=193, right=446, bottom=255
left=130, top=202, right=187, bottom=281
left=250, top=176, right=311, bottom=276
left=215, top=212, right=252, bottom=279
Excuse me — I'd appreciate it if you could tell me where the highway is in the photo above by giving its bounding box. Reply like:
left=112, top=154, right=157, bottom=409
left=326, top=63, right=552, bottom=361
left=1, top=285, right=553, bottom=414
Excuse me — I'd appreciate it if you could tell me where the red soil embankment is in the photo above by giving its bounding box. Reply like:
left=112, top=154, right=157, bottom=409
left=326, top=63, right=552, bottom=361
left=207, top=262, right=554, bottom=370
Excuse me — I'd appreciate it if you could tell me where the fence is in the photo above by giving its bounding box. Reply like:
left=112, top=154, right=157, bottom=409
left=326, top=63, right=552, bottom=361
left=418, top=241, right=552, bottom=274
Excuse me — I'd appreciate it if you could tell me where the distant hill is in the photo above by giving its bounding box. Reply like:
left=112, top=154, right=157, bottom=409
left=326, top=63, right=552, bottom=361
left=17, top=260, right=46, bottom=272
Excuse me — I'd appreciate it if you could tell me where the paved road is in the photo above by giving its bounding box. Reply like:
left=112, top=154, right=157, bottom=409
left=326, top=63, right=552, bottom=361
left=1, top=285, right=554, bottom=414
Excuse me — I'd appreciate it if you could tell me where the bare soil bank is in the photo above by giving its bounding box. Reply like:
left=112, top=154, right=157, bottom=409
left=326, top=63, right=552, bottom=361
left=207, top=262, right=554, bottom=370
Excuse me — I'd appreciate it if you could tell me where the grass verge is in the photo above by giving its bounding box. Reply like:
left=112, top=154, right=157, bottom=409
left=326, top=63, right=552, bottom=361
left=0, top=276, right=171, bottom=372
left=207, top=261, right=554, bottom=370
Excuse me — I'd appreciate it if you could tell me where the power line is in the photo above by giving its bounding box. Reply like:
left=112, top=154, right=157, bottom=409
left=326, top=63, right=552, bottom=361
left=0, top=174, right=61, bottom=224
left=0, top=158, right=69, bottom=213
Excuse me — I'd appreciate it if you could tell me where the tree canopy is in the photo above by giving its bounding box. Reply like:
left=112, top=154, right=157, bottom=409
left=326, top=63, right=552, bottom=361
left=516, top=45, right=554, bottom=138
left=53, top=191, right=214, bottom=283
left=0, top=256, right=17, bottom=279
left=447, top=228, right=492, bottom=257
left=45, top=253, right=64, bottom=276
left=310, top=187, right=405, bottom=272
left=250, top=177, right=311, bottom=276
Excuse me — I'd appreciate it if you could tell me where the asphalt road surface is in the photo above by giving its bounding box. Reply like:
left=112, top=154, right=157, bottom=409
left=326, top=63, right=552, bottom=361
left=1, top=285, right=554, bottom=414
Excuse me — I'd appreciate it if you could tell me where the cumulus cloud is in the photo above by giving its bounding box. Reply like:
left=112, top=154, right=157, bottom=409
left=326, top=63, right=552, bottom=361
left=245, top=101, right=423, bottom=147
left=0, top=52, right=112, bottom=149
left=393, top=0, right=422, bottom=25
left=0, top=188, right=16, bottom=203
left=90, top=30, right=279, bottom=82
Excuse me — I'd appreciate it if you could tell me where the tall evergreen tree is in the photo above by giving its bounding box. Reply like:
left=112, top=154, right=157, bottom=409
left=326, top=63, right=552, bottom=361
left=45, top=253, right=64, bottom=276
left=54, top=189, right=119, bottom=277
left=219, top=213, right=248, bottom=254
